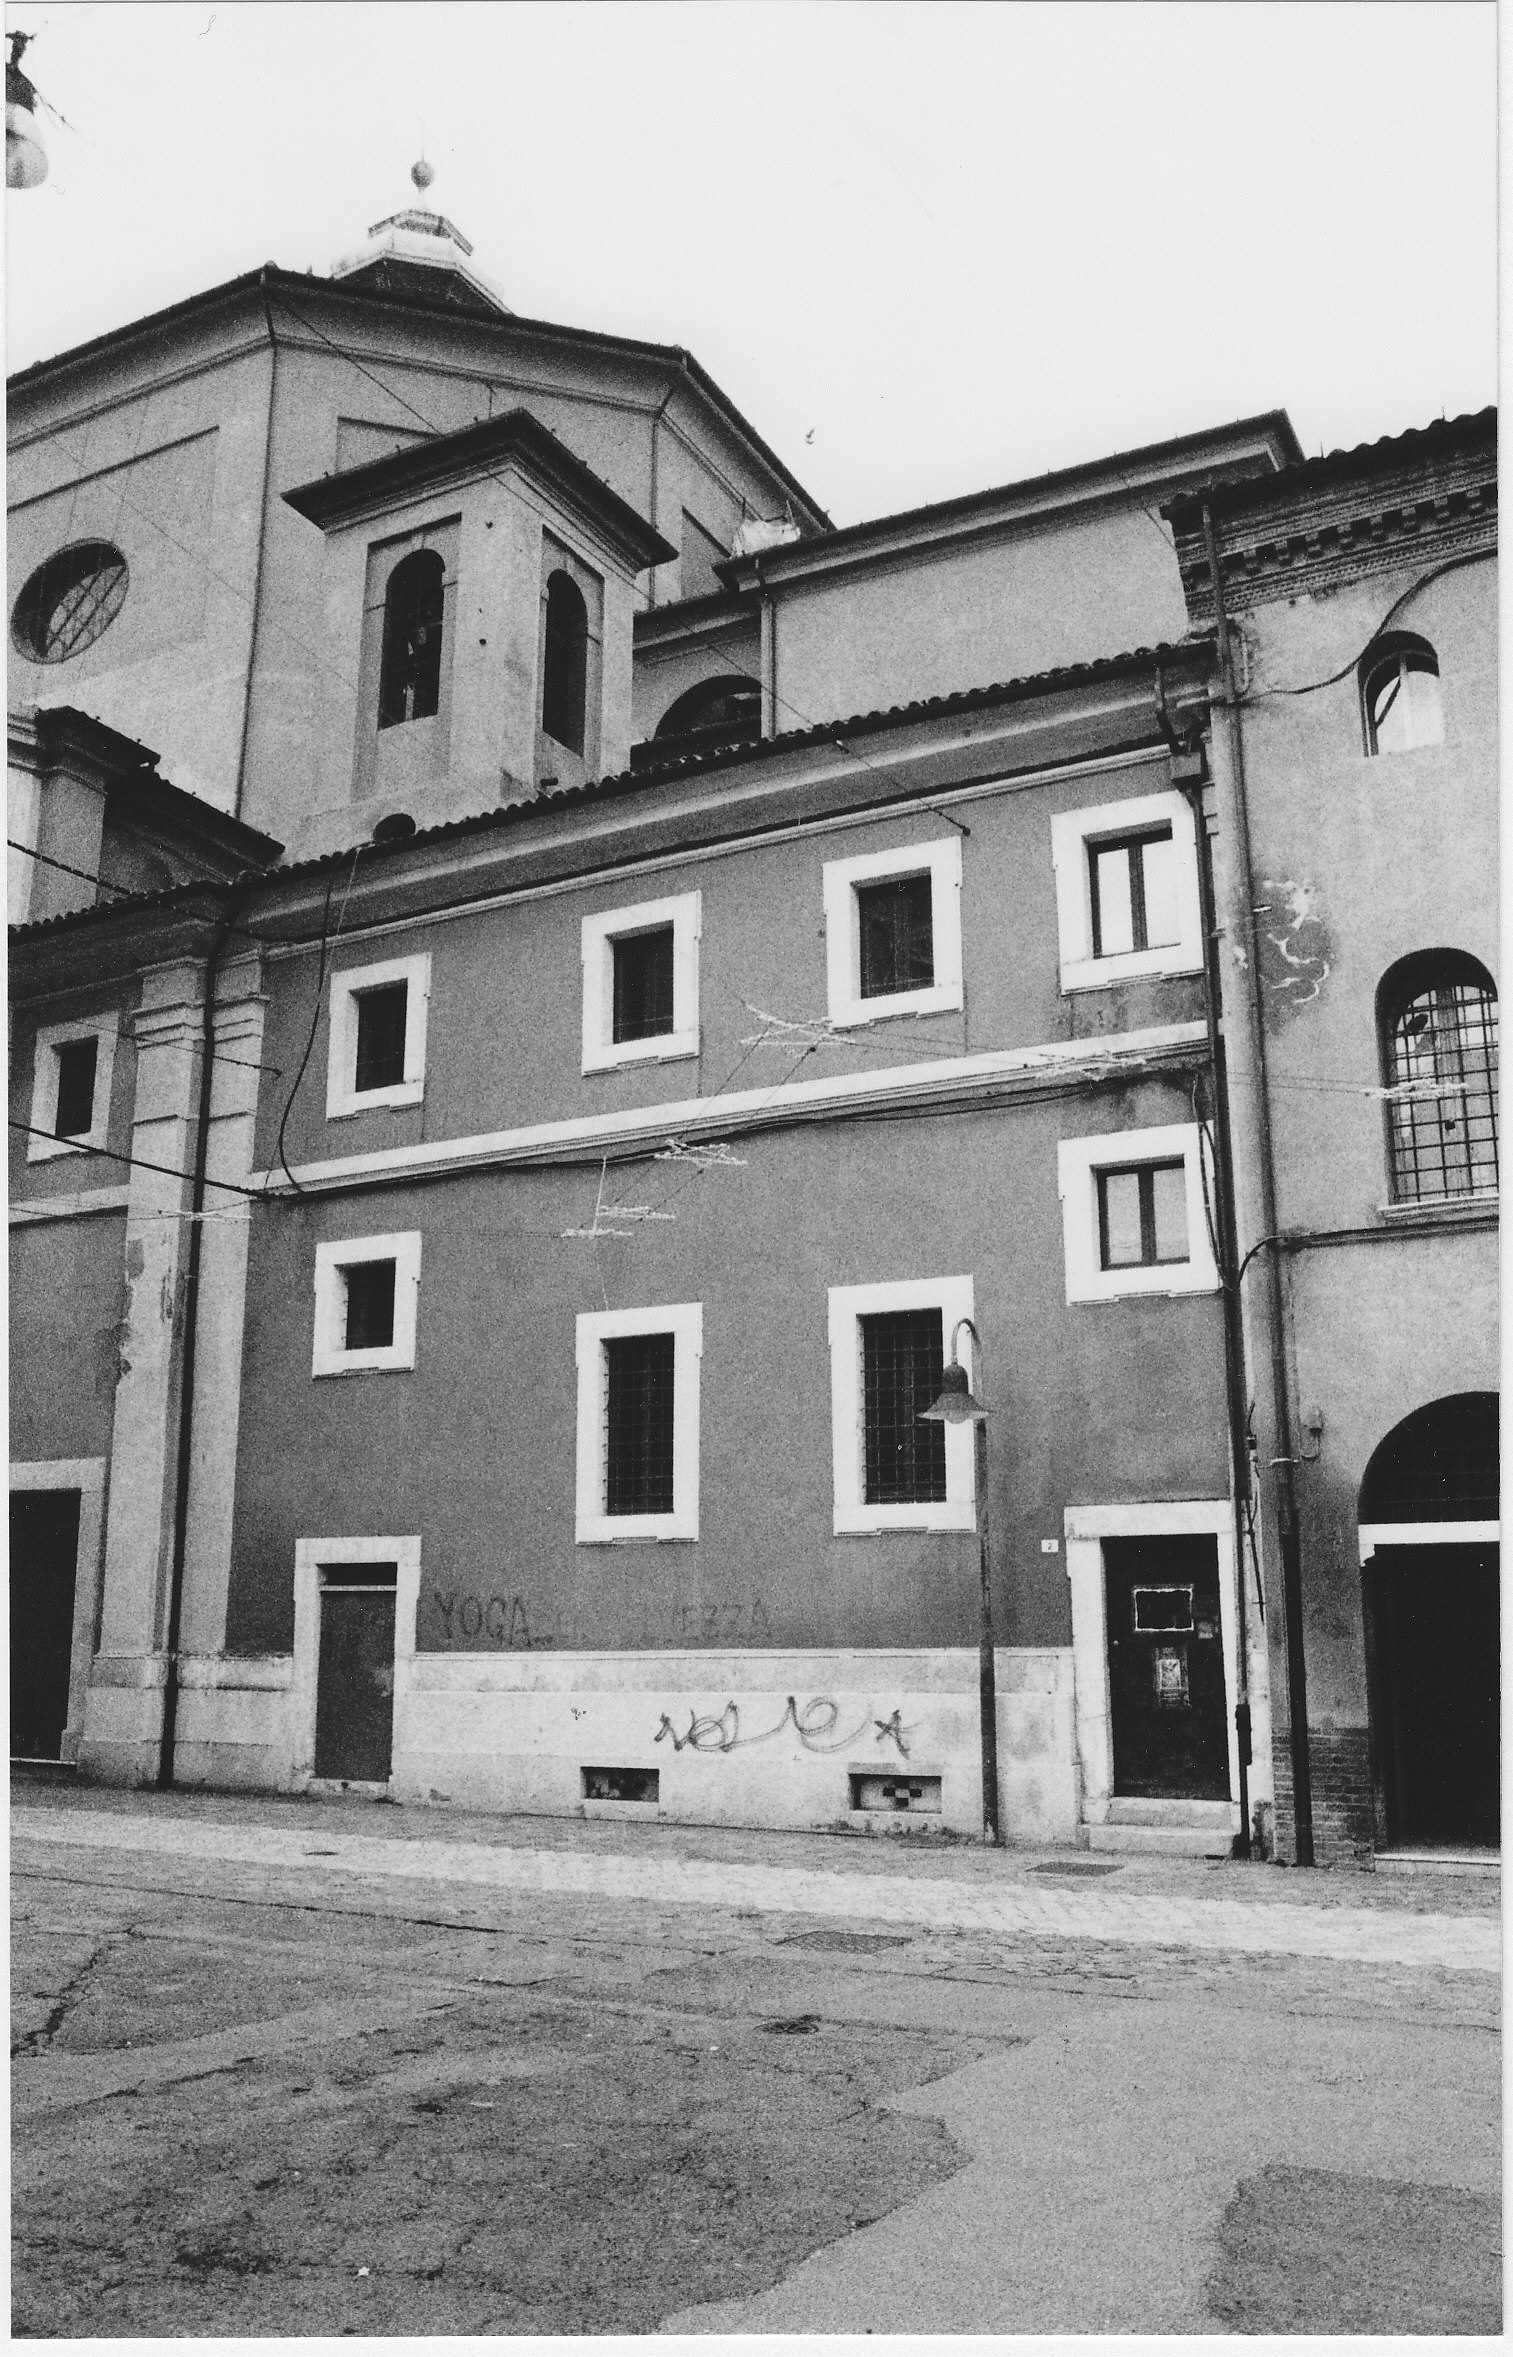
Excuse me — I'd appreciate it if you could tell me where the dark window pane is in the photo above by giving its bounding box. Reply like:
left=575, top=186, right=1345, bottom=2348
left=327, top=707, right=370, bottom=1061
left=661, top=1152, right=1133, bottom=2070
left=344, top=1260, right=396, bottom=1352
left=604, top=1332, right=676, bottom=1515
left=542, top=570, right=589, bottom=754
left=53, top=1036, right=98, bottom=1138
left=858, top=874, right=934, bottom=999
left=861, top=1309, right=946, bottom=1505
left=1388, top=977, right=1499, bottom=1201
left=354, top=983, right=408, bottom=1093
left=612, top=929, right=676, bottom=1043
left=378, top=550, right=445, bottom=730
left=13, top=541, right=129, bottom=664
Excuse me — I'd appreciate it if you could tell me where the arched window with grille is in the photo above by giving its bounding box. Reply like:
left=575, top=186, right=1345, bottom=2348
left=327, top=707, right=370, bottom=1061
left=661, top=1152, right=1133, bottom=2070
left=377, top=549, right=446, bottom=731
left=1379, top=952, right=1498, bottom=1202
left=1361, top=634, right=1443, bottom=756
left=541, top=570, right=589, bottom=754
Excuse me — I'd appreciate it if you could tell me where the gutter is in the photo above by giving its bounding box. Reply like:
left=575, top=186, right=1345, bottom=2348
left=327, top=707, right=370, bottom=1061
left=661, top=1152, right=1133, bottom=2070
left=157, top=876, right=249, bottom=1788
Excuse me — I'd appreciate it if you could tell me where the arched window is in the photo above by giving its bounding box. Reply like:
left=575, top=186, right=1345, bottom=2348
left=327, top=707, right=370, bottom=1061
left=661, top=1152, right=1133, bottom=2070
left=654, top=675, right=762, bottom=746
left=1361, top=634, right=1443, bottom=755
left=378, top=550, right=445, bottom=731
left=1379, top=952, right=1498, bottom=1202
left=541, top=570, right=588, bottom=754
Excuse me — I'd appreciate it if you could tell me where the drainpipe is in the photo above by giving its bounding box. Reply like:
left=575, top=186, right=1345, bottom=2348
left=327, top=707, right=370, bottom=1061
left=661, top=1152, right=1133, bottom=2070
left=232, top=271, right=279, bottom=825
left=1200, top=505, right=1314, bottom=1865
left=158, top=877, right=250, bottom=1787
left=1156, top=671, right=1252, bottom=1858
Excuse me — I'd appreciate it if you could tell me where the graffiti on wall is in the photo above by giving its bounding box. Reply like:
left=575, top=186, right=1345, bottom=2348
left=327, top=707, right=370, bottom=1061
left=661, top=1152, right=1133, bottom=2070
left=428, top=1591, right=778, bottom=1651
left=654, top=1694, right=914, bottom=1759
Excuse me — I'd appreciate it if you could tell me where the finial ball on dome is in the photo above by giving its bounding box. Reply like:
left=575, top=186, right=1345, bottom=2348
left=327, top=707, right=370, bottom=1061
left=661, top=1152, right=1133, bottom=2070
left=411, top=158, right=435, bottom=192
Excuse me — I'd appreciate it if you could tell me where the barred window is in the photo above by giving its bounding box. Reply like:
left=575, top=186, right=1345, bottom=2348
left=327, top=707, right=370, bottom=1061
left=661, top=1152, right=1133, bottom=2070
left=612, top=928, right=675, bottom=1043
left=604, top=1332, right=676, bottom=1515
left=13, top=540, right=129, bottom=664
left=860, top=1309, right=946, bottom=1505
left=353, top=983, right=408, bottom=1094
left=1382, top=954, right=1498, bottom=1202
left=378, top=549, right=445, bottom=730
left=857, top=873, right=934, bottom=999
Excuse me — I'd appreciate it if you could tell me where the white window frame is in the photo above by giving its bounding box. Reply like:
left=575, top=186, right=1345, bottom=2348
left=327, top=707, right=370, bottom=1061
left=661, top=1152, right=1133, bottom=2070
left=581, top=892, right=701, bottom=1074
left=326, top=953, right=431, bottom=1119
left=27, top=1015, right=119, bottom=1164
left=575, top=1301, right=702, bottom=1543
left=1058, top=1124, right=1219, bottom=1303
left=312, top=1232, right=422, bottom=1375
left=827, top=1275, right=976, bottom=1534
left=822, top=838, right=964, bottom=1029
left=1050, top=789, right=1203, bottom=993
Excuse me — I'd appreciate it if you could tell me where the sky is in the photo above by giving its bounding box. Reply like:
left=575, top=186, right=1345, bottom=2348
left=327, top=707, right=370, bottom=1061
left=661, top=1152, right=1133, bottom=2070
left=3, top=1, right=1498, bottom=530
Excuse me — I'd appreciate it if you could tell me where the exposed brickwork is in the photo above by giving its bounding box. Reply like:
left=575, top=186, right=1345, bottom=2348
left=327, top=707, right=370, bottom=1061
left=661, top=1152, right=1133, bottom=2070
left=1271, top=1726, right=1376, bottom=1867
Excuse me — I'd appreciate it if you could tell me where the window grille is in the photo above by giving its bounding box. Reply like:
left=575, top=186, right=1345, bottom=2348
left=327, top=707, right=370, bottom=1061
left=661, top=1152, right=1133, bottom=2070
left=604, top=1332, right=676, bottom=1515
left=860, top=1309, right=946, bottom=1504
left=53, top=1037, right=99, bottom=1139
left=857, top=873, right=934, bottom=999
left=13, top=541, right=129, bottom=664
left=1089, top=829, right=1179, bottom=957
left=1097, top=1162, right=1189, bottom=1269
left=378, top=550, right=445, bottom=730
left=612, top=929, right=676, bottom=1043
left=354, top=983, right=409, bottom=1093
left=542, top=570, right=589, bottom=754
left=1386, top=971, right=1498, bottom=1201
left=1362, top=639, right=1443, bottom=755
left=343, top=1260, right=397, bottom=1352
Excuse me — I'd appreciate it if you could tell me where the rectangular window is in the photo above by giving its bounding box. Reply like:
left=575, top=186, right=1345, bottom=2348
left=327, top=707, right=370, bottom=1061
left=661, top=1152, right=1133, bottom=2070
left=581, top=894, right=700, bottom=1072
left=860, top=1309, right=947, bottom=1504
left=343, top=1258, right=397, bottom=1352
left=52, top=1037, right=99, bottom=1139
left=326, top=954, right=430, bottom=1119
left=1089, top=830, right=1179, bottom=958
left=858, top=875, right=935, bottom=1000
left=827, top=1277, right=976, bottom=1533
left=353, top=984, right=409, bottom=1094
left=612, top=928, right=676, bottom=1044
left=575, top=1303, right=702, bottom=1541
left=604, top=1332, right=677, bottom=1514
left=1097, top=1161, right=1189, bottom=1269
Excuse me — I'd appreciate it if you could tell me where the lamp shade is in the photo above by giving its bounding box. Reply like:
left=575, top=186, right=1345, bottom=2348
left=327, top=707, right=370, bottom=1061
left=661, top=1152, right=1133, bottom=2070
left=918, top=1362, right=988, bottom=1423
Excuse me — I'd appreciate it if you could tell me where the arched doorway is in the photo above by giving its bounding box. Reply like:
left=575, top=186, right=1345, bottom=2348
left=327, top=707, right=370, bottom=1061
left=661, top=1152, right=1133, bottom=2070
left=1359, top=1394, right=1499, bottom=1850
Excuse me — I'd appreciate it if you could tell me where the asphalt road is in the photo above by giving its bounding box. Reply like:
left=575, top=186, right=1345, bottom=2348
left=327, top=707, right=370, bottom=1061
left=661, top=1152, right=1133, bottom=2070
left=11, top=1780, right=1502, bottom=2337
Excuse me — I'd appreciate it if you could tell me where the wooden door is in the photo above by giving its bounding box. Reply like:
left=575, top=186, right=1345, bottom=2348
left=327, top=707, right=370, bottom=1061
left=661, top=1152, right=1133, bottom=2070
left=314, top=1574, right=396, bottom=1783
left=1105, top=1534, right=1229, bottom=1799
left=10, top=1489, right=82, bottom=1762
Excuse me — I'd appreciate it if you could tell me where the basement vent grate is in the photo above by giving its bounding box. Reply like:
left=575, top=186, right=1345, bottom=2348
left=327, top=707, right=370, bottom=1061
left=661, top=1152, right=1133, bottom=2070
left=849, top=1772, right=942, bottom=1815
left=1033, top=1860, right=1122, bottom=1878
left=581, top=1766, right=659, bottom=1804
left=779, top=1931, right=911, bottom=1954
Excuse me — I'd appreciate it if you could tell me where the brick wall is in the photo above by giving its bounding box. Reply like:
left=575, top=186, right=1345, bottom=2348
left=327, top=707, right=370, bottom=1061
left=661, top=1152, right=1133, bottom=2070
left=1271, top=1724, right=1376, bottom=1866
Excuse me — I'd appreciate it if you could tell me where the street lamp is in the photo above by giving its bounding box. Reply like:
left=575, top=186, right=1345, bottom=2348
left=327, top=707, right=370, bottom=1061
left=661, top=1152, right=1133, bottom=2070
left=919, top=1316, right=1000, bottom=1846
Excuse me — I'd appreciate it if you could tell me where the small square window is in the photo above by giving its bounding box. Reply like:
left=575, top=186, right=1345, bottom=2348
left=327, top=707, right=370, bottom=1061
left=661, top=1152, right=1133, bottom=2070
left=53, top=1037, right=99, bottom=1139
left=1097, top=1162, right=1189, bottom=1269
left=860, top=1308, right=947, bottom=1504
left=827, top=1277, right=976, bottom=1534
left=612, top=928, right=676, bottom=1045
left=1051, top=789, right=1202, bottom=992
left=313, top=1233, right=421, bottom=1375
left=326, top=954, right=430, bottom=1119
left=26, top=1017, right=118, bottom=1165
left=1059, top=1127, right=1217, bottom=1303
left=343, top=1258, right=397, bottom=1352
left=353, top=984, right=409, bottom=1094
left=582, top=895, right=700, bottom=1073
left=576, top=1303, right=702, bottom=1542
left=823, top=839, right=963, bottom=1029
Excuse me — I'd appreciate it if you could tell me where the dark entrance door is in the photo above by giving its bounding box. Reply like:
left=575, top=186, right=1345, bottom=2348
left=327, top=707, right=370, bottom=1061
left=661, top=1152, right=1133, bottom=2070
left=1105, top=1534, right=1229, bottom=1799
left=1368, top=1544, right=1498, bottom=1848
left=313, top=1567, right=396, bottom=1783
left=10, top=1489, right=82, bottom=1762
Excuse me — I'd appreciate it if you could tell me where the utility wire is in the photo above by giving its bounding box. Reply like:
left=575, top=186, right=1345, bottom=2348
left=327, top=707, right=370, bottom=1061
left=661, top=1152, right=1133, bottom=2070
left=9, top=1119, right=263, bottom=1199
left=1237, top=549, right=1494, bottom=701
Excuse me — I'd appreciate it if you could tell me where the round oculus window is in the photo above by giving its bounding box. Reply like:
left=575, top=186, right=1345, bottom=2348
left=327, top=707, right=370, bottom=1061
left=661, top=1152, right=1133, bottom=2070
left=12, top=541, right=129, bottom=664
